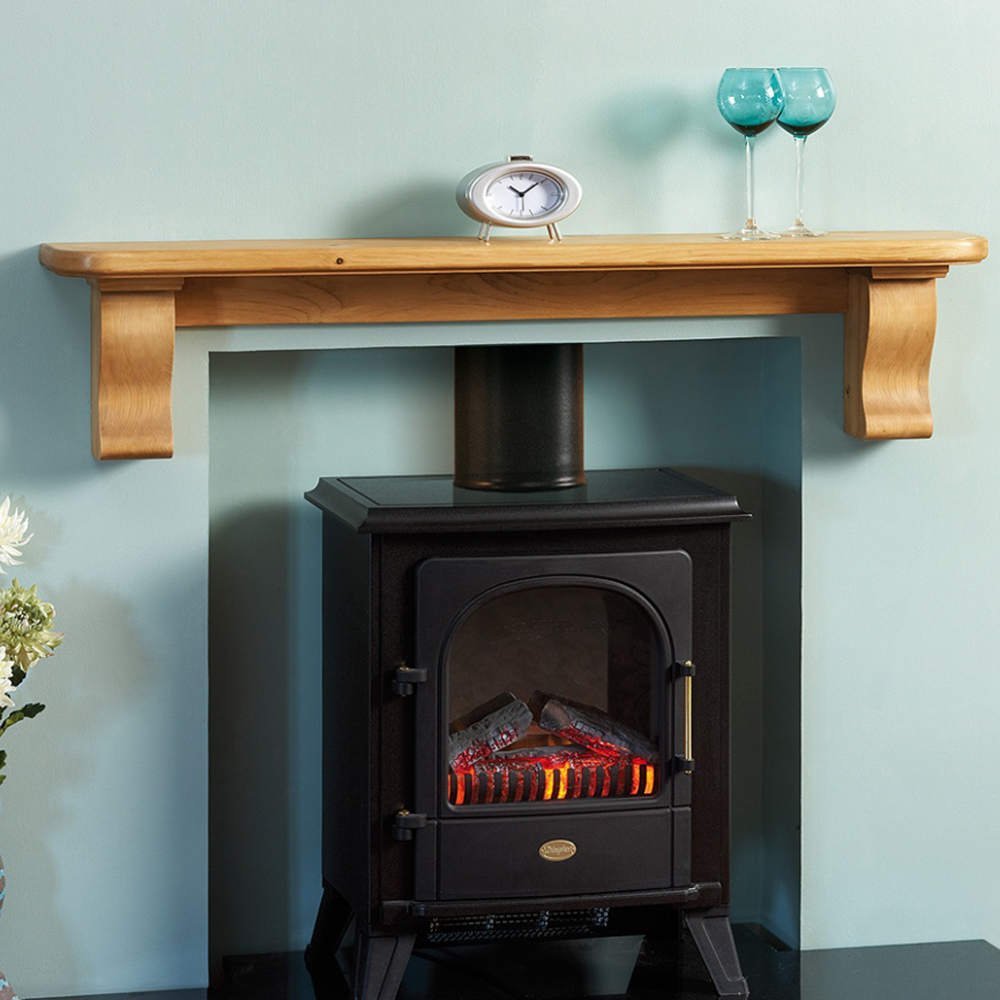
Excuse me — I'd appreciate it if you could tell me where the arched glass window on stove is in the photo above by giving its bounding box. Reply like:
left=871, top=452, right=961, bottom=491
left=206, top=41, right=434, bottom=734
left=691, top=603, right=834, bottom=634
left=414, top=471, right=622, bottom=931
left=445, top=584, right=665, bottom=806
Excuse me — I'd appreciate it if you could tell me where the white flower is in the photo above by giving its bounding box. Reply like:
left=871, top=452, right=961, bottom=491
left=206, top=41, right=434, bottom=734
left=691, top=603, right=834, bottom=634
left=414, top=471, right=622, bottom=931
left=0, top=579, right=62, bottom=670
left=0, top=648, right=14, bottom=709
left=0, top=497, right=32, bottom=574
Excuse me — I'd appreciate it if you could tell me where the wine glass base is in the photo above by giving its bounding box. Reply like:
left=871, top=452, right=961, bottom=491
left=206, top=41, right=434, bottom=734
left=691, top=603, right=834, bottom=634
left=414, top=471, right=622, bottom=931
left=721, top=227, right=783, bottom=241
left=783, top=224, right=827, bottom=237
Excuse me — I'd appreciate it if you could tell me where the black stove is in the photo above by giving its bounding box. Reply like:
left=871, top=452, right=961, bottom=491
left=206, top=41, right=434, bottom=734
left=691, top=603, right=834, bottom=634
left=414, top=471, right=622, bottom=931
left=304, top=467, right=751, bottom=999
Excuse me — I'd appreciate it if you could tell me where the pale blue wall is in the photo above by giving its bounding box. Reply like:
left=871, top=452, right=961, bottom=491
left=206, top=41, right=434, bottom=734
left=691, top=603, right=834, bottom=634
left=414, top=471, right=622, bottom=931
left=1, top=1, right=997, bottom=996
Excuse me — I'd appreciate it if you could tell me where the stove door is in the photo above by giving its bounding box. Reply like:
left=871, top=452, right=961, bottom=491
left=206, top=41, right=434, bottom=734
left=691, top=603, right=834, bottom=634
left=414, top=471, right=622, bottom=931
left=413, top=550, right=692, bottom=901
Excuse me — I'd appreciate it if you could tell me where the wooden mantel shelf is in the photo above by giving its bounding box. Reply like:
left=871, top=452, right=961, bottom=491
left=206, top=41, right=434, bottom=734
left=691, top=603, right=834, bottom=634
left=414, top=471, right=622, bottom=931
left=39, top=232, right=988, bottom=460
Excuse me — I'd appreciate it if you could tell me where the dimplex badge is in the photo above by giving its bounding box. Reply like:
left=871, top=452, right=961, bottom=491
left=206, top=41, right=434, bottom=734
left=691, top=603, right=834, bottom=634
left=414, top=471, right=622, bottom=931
left=539, top=839, right=577, bottom=862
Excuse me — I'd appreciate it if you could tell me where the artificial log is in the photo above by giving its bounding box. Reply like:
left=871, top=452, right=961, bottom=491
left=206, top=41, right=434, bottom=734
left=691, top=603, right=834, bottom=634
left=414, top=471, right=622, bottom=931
left=529, top=691, right=658, bottom=762
left=447, top=692, right=532, bottom=769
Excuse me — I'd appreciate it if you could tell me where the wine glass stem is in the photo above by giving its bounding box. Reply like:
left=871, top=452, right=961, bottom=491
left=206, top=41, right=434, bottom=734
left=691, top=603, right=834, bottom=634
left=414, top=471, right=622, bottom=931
left=744, top=134, right=757, bottom=229
left=794, top=135, right=807, bottom=228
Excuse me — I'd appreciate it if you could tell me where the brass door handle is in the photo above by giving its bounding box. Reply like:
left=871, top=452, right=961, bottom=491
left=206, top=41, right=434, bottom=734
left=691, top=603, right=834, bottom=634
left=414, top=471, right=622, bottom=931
left=675, top=660, right=696, bottom=774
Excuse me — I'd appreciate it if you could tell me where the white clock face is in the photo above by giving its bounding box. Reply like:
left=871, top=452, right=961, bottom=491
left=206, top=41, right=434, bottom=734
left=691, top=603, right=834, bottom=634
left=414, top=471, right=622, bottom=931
left=484, top=170, right=567, bottom=221
left=456, top=159, right=582, bottom=232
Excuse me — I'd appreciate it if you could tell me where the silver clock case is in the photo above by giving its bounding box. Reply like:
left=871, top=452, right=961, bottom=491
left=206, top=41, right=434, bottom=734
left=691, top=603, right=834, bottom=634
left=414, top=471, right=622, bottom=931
left=455, top=159, right=583, bottom=229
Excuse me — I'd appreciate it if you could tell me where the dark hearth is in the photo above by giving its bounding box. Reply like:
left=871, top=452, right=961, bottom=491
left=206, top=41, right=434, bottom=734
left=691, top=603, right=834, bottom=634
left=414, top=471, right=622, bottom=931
left=305, top=468, right=750, bottom=999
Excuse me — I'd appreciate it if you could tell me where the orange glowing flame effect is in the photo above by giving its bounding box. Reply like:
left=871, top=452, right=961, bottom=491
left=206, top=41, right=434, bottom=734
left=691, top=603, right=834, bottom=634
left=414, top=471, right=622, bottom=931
left=449, top=755, right=658, bottom=806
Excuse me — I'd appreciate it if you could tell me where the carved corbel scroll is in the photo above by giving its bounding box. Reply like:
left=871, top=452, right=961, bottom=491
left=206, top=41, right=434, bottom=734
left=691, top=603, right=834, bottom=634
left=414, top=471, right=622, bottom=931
left=90, top=278, right=183, bottom=459
left=843, top=268, right=946, bottom=440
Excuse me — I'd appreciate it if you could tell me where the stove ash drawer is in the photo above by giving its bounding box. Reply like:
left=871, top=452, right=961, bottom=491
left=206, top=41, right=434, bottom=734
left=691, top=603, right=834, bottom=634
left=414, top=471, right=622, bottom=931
left=437, top=808, right=675, bottom=901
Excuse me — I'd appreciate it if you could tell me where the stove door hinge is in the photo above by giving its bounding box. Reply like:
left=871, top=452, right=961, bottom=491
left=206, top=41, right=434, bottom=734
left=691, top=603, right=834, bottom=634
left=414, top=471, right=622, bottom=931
left=392, top=809, right=428, bottom=841
left=392, top=663, right=428, bottom=696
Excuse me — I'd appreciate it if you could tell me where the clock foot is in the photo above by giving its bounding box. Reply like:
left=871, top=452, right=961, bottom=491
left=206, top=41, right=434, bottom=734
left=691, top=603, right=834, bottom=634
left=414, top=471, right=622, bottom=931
left=547, top=223, right=563, bottom=242
left=478, top=222, right=492, bottom=243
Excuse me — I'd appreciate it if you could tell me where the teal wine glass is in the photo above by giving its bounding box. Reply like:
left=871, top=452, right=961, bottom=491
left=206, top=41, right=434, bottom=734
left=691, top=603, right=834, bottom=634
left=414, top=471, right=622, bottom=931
left=777, top=67, right=836, bottom=236
left=716, top=68, right=784, bottom=240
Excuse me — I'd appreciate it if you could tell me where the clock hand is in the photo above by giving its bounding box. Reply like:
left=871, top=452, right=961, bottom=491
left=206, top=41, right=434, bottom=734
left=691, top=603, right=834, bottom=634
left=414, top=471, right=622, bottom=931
left=508, top=184, right=528, bottom=198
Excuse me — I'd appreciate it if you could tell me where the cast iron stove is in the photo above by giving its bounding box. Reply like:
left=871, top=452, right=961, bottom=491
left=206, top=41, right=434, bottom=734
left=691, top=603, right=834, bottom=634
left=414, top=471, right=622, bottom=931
left=304, top=465, right=750, bottom=998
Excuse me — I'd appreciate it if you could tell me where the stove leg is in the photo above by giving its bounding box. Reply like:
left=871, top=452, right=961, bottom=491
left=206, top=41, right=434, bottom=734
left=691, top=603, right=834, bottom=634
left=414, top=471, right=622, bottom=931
left=626, top=925, right=686, bottom=995
left=304, top=881, right=354, bottom=981
left=353, top=932, right=415, bottom=1000
left=684, top=907, right=750, bottom=997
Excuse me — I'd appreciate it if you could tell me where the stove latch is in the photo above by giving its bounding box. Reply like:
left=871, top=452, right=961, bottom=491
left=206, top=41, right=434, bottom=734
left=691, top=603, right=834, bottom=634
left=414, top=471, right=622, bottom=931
left=392, top=809, right=428, bottom=841
left=392, top=663, right=428, bottom=696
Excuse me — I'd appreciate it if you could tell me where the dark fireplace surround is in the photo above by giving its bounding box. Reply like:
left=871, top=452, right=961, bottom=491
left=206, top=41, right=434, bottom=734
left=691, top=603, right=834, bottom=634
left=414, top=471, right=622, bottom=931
left=305, top=344, right=752, bottom=999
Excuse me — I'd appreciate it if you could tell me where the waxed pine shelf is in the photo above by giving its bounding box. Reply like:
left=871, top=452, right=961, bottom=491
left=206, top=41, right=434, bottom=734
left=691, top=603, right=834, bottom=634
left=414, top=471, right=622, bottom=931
left=38, top=232, right=988, bottom=460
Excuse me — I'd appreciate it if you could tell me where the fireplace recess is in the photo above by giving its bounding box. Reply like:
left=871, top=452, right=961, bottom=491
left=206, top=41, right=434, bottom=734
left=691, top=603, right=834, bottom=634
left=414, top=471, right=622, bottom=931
left=305, top=467, right=751, bottom=998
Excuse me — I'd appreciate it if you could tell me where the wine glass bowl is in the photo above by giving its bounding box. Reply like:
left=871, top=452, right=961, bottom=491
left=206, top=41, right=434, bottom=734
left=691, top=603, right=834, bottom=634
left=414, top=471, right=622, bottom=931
left=777, top=67, right=836, bottom=236
left=716, top=68, right=784, bottom=240
left=717, top=68, right=785, bottom=136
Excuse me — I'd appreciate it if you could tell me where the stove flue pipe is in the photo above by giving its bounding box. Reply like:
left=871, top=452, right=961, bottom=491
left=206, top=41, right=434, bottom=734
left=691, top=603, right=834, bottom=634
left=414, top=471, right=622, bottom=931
left=454, top=344, right=585, bottom=491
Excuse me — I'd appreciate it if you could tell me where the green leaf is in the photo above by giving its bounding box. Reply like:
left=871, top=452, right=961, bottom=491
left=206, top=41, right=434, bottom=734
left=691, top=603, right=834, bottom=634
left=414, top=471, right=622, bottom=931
left=0, top=703, right=46, bottom=737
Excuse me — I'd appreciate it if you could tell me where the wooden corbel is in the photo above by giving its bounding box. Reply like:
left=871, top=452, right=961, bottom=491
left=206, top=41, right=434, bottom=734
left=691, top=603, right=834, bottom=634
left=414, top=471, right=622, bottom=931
left=89, top=278, right=183, bottom=459
left=843, top=266, right=949, bottom=439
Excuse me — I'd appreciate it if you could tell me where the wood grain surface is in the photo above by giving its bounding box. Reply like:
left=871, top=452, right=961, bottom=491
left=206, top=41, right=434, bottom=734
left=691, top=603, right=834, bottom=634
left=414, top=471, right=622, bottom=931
left=41, top=232, right=988, bottom=278
left=36, top=233, right=989, bottom=458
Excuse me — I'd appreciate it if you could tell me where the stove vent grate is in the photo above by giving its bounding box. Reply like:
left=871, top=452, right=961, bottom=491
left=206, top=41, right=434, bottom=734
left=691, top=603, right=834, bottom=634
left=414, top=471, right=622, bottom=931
left=425, top=906, right=611, bottom=944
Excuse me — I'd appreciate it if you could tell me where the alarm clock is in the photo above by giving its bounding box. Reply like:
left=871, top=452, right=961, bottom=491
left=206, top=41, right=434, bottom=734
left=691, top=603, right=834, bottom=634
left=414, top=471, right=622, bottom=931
left=456, top=155, right=583, bottom=242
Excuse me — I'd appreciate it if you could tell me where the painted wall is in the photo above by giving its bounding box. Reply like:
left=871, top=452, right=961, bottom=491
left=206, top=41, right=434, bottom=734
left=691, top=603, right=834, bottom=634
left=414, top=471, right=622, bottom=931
left=0, top=0, right=996, bottom=995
